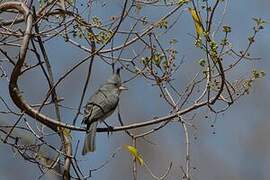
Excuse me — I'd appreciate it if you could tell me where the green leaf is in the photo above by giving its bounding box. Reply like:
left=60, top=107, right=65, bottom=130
left=198, top=59, right=206, bottom=67
left=222, top=25, right=231, bottom=33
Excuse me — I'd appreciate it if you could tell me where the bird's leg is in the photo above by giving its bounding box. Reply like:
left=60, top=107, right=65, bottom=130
left=102, top=121, right=114, bottom=136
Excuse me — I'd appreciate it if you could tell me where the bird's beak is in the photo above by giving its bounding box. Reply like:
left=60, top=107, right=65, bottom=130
left=119, top=85, right=128, bottom=90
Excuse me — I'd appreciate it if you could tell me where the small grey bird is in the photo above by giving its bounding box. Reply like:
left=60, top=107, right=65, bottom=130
left=82, top=69, right=126, bottom=155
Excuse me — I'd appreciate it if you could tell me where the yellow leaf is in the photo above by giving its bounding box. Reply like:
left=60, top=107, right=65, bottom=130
left=178, top=0, right=190, bottom=5
left=188, top=8, right=204, bottom=39
left=124, top=145, right=144, bottom=166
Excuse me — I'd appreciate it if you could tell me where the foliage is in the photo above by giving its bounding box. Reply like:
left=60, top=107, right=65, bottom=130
left=0, top=0, right=266, bottom=179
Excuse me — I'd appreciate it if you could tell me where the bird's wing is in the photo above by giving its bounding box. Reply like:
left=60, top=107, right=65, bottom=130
left=83, top=90, right=119, bottom=125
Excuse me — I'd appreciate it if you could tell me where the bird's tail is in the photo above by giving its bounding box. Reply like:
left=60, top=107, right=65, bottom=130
left=82, top=121, right=98, bottom=155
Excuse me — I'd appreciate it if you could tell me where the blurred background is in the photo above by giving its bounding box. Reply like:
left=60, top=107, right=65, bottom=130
left=0, top=0, right=270, bottom=179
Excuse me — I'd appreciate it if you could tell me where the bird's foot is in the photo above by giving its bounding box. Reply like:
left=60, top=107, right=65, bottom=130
left=107, top=126, right=114, bottom=136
